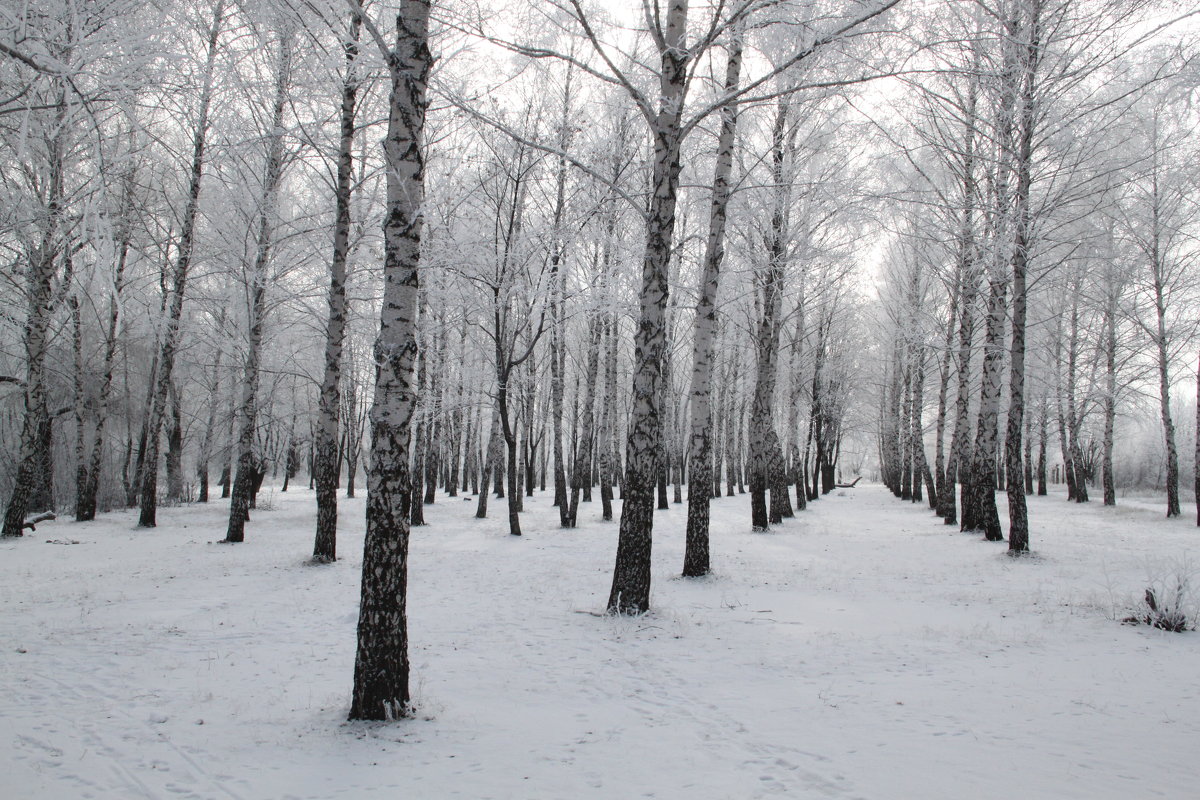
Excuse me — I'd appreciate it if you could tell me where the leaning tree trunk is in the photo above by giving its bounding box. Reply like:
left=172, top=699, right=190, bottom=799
left=138, top=3, right=224, bottom=527
left=313, top=10, right=360, bottom=562
left=224, top=29, right=292, bottom=544
left=349, top=0, right=430, bottom=722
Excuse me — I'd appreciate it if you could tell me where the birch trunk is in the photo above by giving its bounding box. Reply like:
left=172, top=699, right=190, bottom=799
left=1102, top=278, right=1117, bottom=507
left=313, top=10, right=361, bottom=562
left=224, top=28, right=292, bottom=543
left=684, top=28, right=741, bottom=574
left=1151, top=207, right=1180, bottom=517
left=196, top=310, right=226, bottom=504
left=475, top=404, right=501, bottom=519
left=3, top=85, right=67, bottom=537
left=598, top=315, right=617, bottom=521
left=609, top=0, right=687, bottom=615
left=941, top=62, right=980, bottom=528
left=568, top=315, right=603, bottom=526
left=76, top=220, right=130, bottom=519
left=1006, top=0, right=1040, bottom=554
left=138, top=2, right=224, bottom=527
left=748, top=98, right=790, bottom=532
left=349, top=0, right=430, bottom=721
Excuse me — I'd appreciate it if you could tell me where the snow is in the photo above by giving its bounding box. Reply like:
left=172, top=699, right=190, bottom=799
left=3, top=484, right=1199, bottom=799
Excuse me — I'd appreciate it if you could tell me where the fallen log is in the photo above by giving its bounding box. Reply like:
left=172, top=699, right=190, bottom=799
left=23, top=512, right=56, bottom=532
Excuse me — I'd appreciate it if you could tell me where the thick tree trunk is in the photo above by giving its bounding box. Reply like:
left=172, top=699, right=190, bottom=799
left=609, top=0, right=687, bottom=615
left=349, top=0, right=430, bottom=721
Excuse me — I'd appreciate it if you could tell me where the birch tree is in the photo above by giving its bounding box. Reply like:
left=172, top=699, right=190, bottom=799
left=348, top=0, right=431, bottom=721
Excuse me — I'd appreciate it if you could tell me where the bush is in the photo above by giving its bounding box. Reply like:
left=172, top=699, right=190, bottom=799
left=1122, top=559, right=1196, bottom=632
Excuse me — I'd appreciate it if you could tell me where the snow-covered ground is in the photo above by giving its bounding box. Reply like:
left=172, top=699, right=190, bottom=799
left=3, top=482, right=1198, bottom=800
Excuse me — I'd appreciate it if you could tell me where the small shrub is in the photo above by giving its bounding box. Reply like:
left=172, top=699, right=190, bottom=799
left=1122, top=560, right=1196, bottom=632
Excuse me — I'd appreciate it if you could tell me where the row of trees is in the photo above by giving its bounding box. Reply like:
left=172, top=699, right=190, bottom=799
left=875, top=0, right=1200, bottom=544
left=2, top=0, right=1195, bottom=719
